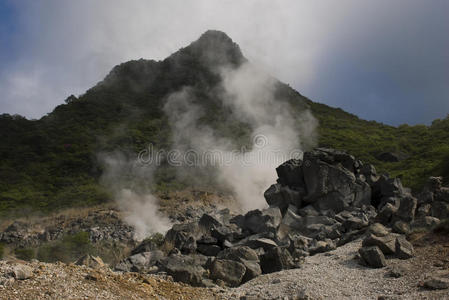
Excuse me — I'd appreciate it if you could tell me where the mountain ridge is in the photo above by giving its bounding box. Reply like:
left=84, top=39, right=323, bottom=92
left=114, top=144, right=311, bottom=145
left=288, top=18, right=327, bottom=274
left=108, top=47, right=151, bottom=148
left=0, top=30, right=448, bottom=216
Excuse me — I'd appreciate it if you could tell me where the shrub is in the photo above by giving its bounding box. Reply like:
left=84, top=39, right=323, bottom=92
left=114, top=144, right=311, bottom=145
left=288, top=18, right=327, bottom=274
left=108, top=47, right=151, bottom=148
left=37, top=231, right=92, bottom=263
left=144, top=232, right=165, bottom=248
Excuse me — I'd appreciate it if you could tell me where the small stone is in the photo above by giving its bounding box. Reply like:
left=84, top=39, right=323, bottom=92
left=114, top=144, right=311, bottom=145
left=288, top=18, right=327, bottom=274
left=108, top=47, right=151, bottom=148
left=386, top=265, right=410, bottom=278
left=423, top=277, right=449, bottom=290
left=85, top=273, right=98, bottom=281
left=12, top=265, right=33, bottom=280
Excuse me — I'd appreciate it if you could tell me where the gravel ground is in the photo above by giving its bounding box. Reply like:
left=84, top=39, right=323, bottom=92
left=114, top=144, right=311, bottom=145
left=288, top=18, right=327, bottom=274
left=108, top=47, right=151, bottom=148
left=0, top=260, right=221, bottom=300
left=225, top=238, right=449, bottom=300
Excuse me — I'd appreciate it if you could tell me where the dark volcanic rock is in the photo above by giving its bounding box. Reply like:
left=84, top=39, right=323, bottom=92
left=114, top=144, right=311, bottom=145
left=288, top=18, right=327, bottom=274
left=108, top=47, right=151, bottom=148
left=423, top=277, right=449, bottom=290
left=164, top=223, right=199, bottom=254
left=393, top=195, right=417, bottom=223
left=131, top=239, right=158, bottom=255
left=362, top=234, right=396, bottom=255
left=238, top=236, right=278, bottom=251
left=359, top=246, right=386, bottom=268
left=217, top=246, right=259, bottom=262
left=115, top=250, right=164, bottom=273
left=260, top=247, right=294, bottom=274
left=209, top=259, right=246, bottom=287
left=264, top=184, right=302, bottom=213
left=431, top=201, right=449, bottom=220
left=216, top=246, right=261, bottom=282
left=308, top=239, right=336, bottom=255
left=162, top=254, right=206, bottom=286
left=276, top=159, right=305, bottom=189
left=395, top=236, right=414, bottom=259
left=243, top=208, right=282, bottom=234
left=392, top=221, right=410, bottom=234
left=197, top=244, right=221, bottom=256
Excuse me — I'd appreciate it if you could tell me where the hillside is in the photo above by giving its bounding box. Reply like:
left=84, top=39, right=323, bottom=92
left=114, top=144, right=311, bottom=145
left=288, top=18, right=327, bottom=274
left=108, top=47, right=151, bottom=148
left=0, top=30, right=448, bottom=216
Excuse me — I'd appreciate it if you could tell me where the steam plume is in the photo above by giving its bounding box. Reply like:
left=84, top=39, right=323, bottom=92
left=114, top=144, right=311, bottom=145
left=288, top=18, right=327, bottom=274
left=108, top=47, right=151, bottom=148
left=163, top=62, right=318, bottom=211
left=99, top=151, right=171, bottom=240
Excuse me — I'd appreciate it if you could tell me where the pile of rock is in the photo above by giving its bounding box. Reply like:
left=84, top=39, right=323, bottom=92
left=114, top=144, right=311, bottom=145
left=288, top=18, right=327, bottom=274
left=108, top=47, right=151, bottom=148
left=413, top=176, right=449, bottom=229
left=115, top=148, right=448, bottom=287
left=358, top=223, right=414, bottom=268
left=0, top=210, right=135, bottom=248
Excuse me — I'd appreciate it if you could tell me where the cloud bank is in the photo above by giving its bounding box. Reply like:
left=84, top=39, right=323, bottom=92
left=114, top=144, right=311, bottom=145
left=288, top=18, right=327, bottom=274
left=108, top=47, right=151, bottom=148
left=0, top=0, right=448, bottom=125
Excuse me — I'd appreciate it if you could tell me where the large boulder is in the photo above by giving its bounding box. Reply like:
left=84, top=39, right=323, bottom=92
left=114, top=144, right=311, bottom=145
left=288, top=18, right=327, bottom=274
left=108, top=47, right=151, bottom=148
left=243, top=208, right=282, bottom=234
left=209, top=259, right=246, bottom=287
left=164, top=222, right=200, bottom=254
left=278, top=208, right=339, bottom=240
left=161, top=254, right=206, bottom=286
left=372, top=176, right=405, bottom=200
left=260, top=247, right=295, bottom=274
left=115, top=250, right=164, bottom=273
left=75, top=254, right=105, bottom=269
left=376, top=203, right=398, bottom=225
left=359, top=246, right=386, bottom=268
left=392, top=195, right=417, bottom=223
left=395, top=236, right=414, bottom=259
left=217, top=246, right=261, bottom=282
left=431, top=201, right=449, bottom=220
left=392, top=221, right=410, bottom=234
left=264, top=184, right=302, bottom=213
left=12, top=264, right=34, bottom=280
left=217, top=246, right=259, bottom=262
left=197, top=244, right=221, bottom=256
left=238, top=235, right=278, bottom=251
left=302, top=150, right=357, bottom=213
left=130, top=239, right=158, bottom=255
left=308, top=239, right=336, bottom=255
left=411, top=216, right=441, bottom=230
left=362, top=234, right=396, bottom=255
left=359, top=164, right=378, bottom=185
left=276, top=159, right=305, bottom=189
left=368, top=223, right=390, bottom=237
left=436, top=187, right=449, bottom=203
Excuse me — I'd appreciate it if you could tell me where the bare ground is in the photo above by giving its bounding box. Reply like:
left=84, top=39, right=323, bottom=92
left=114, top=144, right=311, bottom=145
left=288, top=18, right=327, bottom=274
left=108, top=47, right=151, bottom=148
left=0, top=259, right=222, bottom=300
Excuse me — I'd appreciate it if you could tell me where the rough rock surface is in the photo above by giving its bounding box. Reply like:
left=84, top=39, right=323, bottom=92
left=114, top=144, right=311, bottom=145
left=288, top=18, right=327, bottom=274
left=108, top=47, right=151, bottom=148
left=359, top=246, right=387, bottom=268
left=114, top=149, right=447, bottom=287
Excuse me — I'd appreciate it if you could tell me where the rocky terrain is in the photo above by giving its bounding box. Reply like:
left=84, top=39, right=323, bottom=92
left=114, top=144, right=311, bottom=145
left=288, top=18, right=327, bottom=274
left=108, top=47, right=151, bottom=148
left=0, top=259, right=220, bottom=300
left=112, top=148, right=448, bottom=288
left=1, top=148, right=449, bottom=299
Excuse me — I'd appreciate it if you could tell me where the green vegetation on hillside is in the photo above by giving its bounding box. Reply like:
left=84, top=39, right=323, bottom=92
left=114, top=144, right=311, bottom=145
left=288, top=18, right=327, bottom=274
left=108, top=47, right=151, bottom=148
left=308, top=101, right=449, bottom=190
left=1, top=31, right=448, bottom=217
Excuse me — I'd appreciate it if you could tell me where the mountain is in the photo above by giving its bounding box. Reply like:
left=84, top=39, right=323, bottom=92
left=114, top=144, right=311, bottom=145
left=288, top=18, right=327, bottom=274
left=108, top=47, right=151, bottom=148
left=1, top=30, right=448, bottom=216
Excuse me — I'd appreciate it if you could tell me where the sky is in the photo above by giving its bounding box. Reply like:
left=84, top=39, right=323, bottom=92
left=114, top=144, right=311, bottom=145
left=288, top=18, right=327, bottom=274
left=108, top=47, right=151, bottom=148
left=0, top=0, right=448, bottom=126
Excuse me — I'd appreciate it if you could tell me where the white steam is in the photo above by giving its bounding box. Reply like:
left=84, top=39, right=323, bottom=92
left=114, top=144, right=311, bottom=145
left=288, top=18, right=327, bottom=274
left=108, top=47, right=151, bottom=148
left=99, top=151, right=171, bottom=240
left=117, top=189, right=171, bottom=240
left=163, top=62, right=318, bottom=211
left=99, top=59, right=318, bottom=236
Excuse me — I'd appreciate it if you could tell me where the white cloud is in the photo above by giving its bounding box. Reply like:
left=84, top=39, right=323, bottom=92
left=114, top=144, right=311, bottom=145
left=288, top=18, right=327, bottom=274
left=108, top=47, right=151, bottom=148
left=0, top=0, right=447, bottom=124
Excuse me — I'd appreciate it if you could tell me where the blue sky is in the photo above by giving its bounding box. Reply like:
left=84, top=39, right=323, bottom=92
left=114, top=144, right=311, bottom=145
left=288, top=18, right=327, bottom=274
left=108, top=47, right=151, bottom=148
left=0, top=0, right=448, bottom=125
